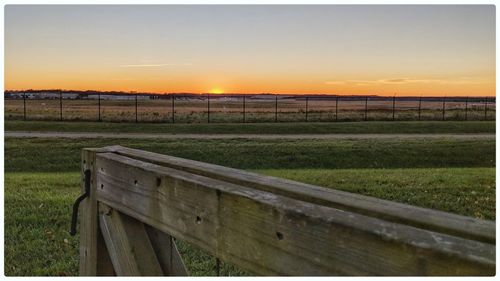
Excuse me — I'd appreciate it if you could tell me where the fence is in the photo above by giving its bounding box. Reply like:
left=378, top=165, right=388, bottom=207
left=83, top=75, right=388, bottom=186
left=71, top=146, right=495, bottom=276
left=5, top=93, right=496, bottom=123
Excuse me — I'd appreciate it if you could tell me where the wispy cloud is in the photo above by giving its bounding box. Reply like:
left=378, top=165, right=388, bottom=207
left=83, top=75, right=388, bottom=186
left=325, top=77, right=486, bottom=86
left=379, top=78, right=437, bottom=84
left=324, top=81, right=346, bottom=85
left=119, top=63, right=192, bottom=68
left=111, top=77, right=165, bottom=81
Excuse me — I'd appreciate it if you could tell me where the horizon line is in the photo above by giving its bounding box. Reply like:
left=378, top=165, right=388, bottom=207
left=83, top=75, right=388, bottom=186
left=4, top=89, right=496, bottom=98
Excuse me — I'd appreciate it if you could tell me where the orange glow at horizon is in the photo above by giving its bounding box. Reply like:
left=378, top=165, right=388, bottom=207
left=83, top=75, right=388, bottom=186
left=5, top=5, right=496, bottom=97
left=4, top=71, right=495, bottom=97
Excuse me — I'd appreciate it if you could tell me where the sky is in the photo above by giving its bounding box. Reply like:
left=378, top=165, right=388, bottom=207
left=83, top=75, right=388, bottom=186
left=4, top=5, right=496, bottom=96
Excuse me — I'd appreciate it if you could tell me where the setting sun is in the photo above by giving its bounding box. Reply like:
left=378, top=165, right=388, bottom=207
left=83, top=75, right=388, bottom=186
left=210, top=88, right=224, bottom=94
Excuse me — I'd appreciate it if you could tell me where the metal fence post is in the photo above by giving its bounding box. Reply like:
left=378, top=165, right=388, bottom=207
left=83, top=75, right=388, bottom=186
left=59, top=92, right=63, bottom=121
left=335, top=96, right=339, bottom=122
left=364, top=96, right=368, bottom=121
left=392, top=95, right=396, bottom=121
left=418, top=96, right=422, bottom=121
left=20, top=92, right=488, bottom=124
left=465, top=96, right=468, bottom=121
left=275, top=94, right=278, bottom=122
left=242, top=94, right=246, bottom=123
left=207, top=93, right=210, bottom=123
left=442, top=96, right=446, bottom=121
left=98, top=92, right=101, bottom=122
left=171, top=94, right=175, bottom=123
left=135, top=94, right=138, bottom=123
left=305, top=97, right=309, bottom=122
left=484, top=97, right=488, bottom=121
left=23, top=92, right=27, bottom=121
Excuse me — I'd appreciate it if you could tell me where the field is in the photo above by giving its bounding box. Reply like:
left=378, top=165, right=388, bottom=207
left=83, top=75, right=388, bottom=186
left=4, top=120, right=495, bottom=276
left=5, top=120, right=496, bottom=134
left=5, top=95, right=496, bottom=122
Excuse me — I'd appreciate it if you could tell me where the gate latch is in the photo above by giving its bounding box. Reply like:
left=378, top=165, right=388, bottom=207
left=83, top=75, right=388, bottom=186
left=70, top=169, right=91, bottom=236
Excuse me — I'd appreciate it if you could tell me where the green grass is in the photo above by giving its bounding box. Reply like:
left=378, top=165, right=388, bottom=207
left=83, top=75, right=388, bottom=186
left=6, top=168, right=495, bottom=275
left=4, top=136, right=496, bottom=276
left=4, top=172, right=250, bottom=276
left=5, top=120, right=496, bottom=134
left=5, top=138, right=495, bottom=173
left=253, top=168, right=495, bottom=220
left=5, top=173, right=79, bottom=276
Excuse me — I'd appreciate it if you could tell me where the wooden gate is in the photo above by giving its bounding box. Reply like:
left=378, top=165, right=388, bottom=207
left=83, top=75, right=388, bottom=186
left=75, top=145, right=495, bottom=276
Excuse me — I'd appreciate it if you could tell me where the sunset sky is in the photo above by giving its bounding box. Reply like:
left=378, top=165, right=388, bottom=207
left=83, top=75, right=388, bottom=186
left=5, top=5, right=496, bottom=96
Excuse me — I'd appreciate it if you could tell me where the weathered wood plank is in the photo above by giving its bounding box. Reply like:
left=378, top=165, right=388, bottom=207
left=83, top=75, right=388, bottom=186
left=95, top=152, right=495, bottom=276
left=79, top=148, right=116, bottom=276
left=104, top=145, right=495, bottom=244
left=98, top=203, right=164, bottom=276
left=96, top=224, right=115, bottom=276
left=145, top=225, right=189, bottom=276
left=78, top=149, right=98, bottom=275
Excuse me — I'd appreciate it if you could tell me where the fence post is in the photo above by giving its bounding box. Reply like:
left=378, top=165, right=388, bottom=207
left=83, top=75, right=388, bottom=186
left=364, top=96, right=368, bottom=121
left=465, top=96, right=468, bottom=121
left=242, top=94, right=246, bottom=123
left=442, top=96, right=446, bottom=121
left=23, top=92, right=27, bottom=121
left=484, top=97, right=488, bottom=121
left=171, top=94, right=175, bottom=124
left=216, top=258, right=220, bottom=276
left=275, top=94, right=278, bottom=122
left=60, top=92, right=63, bottom=121
left=135, top=94, right=138, bottom=123
left=98, top=92, right=101, bottom=122
left=305, top=97, right=309, bottom=122
left=418, top=96, right=422, bottom=121
left=392, top=95, right=396, bottom=121
left=207, top=93, right=210, bottom=123
left=335, top=96, right=339, bottom=122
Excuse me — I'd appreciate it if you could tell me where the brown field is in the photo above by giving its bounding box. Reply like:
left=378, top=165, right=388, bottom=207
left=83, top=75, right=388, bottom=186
left=4, top=97, right=495, bottom=123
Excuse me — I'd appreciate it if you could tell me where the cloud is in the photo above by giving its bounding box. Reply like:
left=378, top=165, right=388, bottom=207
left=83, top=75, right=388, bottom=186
left=325, top=77, right=486, bottom=86
left=111, top=78, right=135, bottom=81
left=379, top=78, right=435, bottom=84
left=111, top=77, right=164, bottom=81
left=119, top=63, right=192, bottom=68
left=324, top=81, right=346, bottom=85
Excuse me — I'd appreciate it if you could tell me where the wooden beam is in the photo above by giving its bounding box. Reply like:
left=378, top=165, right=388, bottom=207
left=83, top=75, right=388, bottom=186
left=79, top=148, right=116, bottom=276
left=94, top=152, right=495, bottom=276
left=145, top=225, right=189, bottom=276
left=98, top=203, right=164, bottom=276
left=104, top=145, right=494, bottom=244
left=96, top=224, right=115, bottom=276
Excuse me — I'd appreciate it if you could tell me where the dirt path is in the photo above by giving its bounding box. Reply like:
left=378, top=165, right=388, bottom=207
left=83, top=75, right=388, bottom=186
left=4, top=131, right=496, bottom=140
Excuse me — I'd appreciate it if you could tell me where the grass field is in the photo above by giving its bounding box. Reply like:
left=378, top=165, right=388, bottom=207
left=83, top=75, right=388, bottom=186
left=4, top=132, right=495, bottom=276
left=5, top=97, right=496, bottom=122
left=5, top=138, right=495, bottom=172
left=5, top=120, right=496, bottom=135
left=256, top=168, right=495, bottom=220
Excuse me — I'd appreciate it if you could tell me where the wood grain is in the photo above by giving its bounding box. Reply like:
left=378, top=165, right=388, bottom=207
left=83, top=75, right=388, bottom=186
left=94, top=151, right=495, bottom=276
left=145, top=225, right=189, bottom=276
left=104, top=145, right=495, bottom=244
left=98, top=203, right=163, bottom=276
left=79, top=148, right=117, bottom=276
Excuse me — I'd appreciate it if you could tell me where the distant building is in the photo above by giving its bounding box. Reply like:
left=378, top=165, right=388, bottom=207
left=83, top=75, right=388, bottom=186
left=85, top=94, right=151, bottom=100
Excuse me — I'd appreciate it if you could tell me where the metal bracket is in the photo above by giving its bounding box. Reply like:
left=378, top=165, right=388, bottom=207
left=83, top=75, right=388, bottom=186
left=70, top=169, right=91, bottom=236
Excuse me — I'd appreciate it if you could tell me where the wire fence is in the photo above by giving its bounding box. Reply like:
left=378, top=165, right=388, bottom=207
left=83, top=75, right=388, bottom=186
left=4, top=93, right=496, bottom=123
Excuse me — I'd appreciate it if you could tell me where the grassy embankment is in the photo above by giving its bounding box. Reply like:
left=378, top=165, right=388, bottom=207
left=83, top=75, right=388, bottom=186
left=5, top=120, right=496, bottom=134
